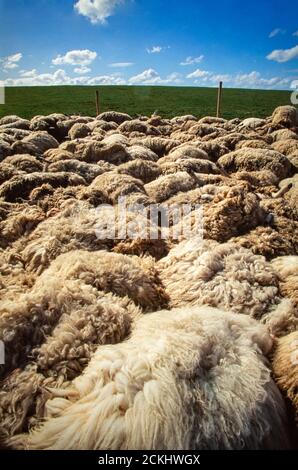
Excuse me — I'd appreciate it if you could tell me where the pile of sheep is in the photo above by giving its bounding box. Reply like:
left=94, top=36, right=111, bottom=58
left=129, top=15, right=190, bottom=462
left=0, top=105, right=297, bottom=450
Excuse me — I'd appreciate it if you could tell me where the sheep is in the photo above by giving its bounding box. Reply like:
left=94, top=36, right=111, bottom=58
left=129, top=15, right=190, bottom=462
left=188, top=140, right=229, bottom=161
left=270, top=129, right=298, bottom=142
left=145, top=171, right=198, bottom=203
left=0, top=172, right=86, bottom=202
left=129, top=136, right=180, bottom=157
left=46, top=159, right=112, bottom=184
left=231, top=226, right=297, bottom=259
left=118, top=119, right=160, bottom=136
left=43, top=148, right=75, bottom=162
left=236, top=139, right=270, bottom=149
left=2, top=154, right=43, bottom=173
left=198, top=116, right=226, bottom=125
left=218, top=148, right=293, bottom=179
left=231, top=170, right=279, bottom=190
left=0, top=204, right=45, bottom=248
left=271, top=256, right=298, bottom=309
left=68, top=123, right=91, bottom=140
left=159, top=144, right=209, bottom=164
left=160, top=158, right=220, bottom=176
left=238, top=118, right=266, bottom=130
left=272, top=331, right=298, bottom=420
left=157, top=238, right=281, bottom=317
left=0, top=115, right=22, bottom=126
left=88, top=172, right=145, bottom=204
left=126, top=145, right=159, bottom=162
left=116, top=159, right=161, bottom=183
left=0, top=248, right=166, bottom=375
left=0, top=119, right=30, bottom=131
left=271, top=139, right=298, bottom=156
left=11, top=131, right=59, bottom=156
left=17, top=201, right=115, bottom=273
left=6, top=306, right=289, bottom=450
left=0, top=139, right=12, bottom=161
left=0, top=288, right=138, bottom=438
left=181, top=183, right=266, bottom=243
left=97, top=111, right=132, bottom=124
left=73, top=140, right=131, bottom=164
left=271, top=105, right=298, bottom=128
left=287, top=151, right=298, bottom=171
left=0, top=163, right=25, bottom=185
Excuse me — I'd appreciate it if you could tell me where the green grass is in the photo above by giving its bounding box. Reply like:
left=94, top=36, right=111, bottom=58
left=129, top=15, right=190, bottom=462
left=0, top=85, right=294, bottom=120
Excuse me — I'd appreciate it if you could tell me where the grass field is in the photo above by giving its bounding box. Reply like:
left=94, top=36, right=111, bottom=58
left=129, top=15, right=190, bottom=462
left=0, top=85, right=294, bottom=120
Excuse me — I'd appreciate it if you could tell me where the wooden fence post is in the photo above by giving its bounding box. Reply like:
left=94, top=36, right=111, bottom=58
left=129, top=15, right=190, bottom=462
left=95, top=90, right=100, bottom=116
left=216, top=81, right=223, bottom=118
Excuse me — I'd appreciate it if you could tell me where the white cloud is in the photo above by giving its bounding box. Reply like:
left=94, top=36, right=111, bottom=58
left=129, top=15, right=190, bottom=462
left=4, top=68, right=126, bottom=87
left=74, top=0, right=125, bottom=24
left=87, top=75, right=126, bottom=85
left=187, top=68, right=292, bottom=89
left=269, top=28, right=285, bottom=38
left=293, top=31, right=298, bottom=37
left=109, top=62, right=134, bottom=68
left=52, top=49, right=97, bottom=66
left=19, top=69, right=38, bottom=78
left=1, top=52, right=23, bottom=70
left=267, top=45, right=298, bottom=62
left=180, top=55, right=204, bottom=66
left=146, top=46, right=162, bottom=54
left=74, top=66, right=91, bottom=74
left=187, top=69, right=210, bottom=79
left=129, top=69, right=181, bottom=85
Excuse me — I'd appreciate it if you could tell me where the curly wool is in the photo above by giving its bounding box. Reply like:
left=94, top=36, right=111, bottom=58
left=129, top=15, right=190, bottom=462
left=0, top=172, right=86, bottom=202
left=88, top=172, right=145, bottom=203
left=271, top=106, right=298, bottom=128
left=271, top=256, right=298, bottom=309
left=218, top=148, right=293, bottom=179
left=0, top=289, right=137, bottom=438
left=129, top=137, right=180, bottom=157
left=271, top=331, right=298, bottom=420
left=7, top=306, right=289, bottom=450
left=2, top=154, right=43, bottom=173
left=157, top=238, right=281, bottom=318
left=271, top=139, right=298, bottom=156
left=0, top=249, right=151, bottom=378
left=116, top=159, right=161, bottom=183
left=177, top=184, right=266, bottom=243
left=230, top=226, right=297, bottom=259
left=145, top=171, right=198, bottom=203
left=46, top=159, right=111, bottom=184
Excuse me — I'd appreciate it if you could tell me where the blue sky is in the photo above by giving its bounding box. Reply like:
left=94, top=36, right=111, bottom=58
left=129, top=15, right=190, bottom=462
left=0, top=0, right=297, bottom=89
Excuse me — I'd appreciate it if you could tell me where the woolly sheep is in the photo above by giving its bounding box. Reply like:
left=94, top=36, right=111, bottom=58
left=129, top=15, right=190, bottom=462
left=145, top=171, right=198, bottom=203
left=46, top=159, right=111, bottom=184
left=272, top=331, right=298, bottom=420
left=0, top=172, right=86, bottom=202
left=97, top=111, right=132, bottom=124
left=157, top=238, right=281, bottom=317
left=68, top=123, right=91, bottom=140
left=7, top=306, right=289, bottom=450
left=271, top=139, right=298, bottom=156
left=218, top=148, right=293, bottom=179
left=271, top=256, right=298, bottom=310
left=270, top=129, right=298, bottom=142
left=2, top=154, right=43, bottom=173
left=116, top=159, right=161, bottom=183
left=272, top=105, right=298, bottom=128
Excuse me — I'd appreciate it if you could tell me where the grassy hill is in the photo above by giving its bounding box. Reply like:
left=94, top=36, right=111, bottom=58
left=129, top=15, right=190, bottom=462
left=0, top=85, right=293, bottom=120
